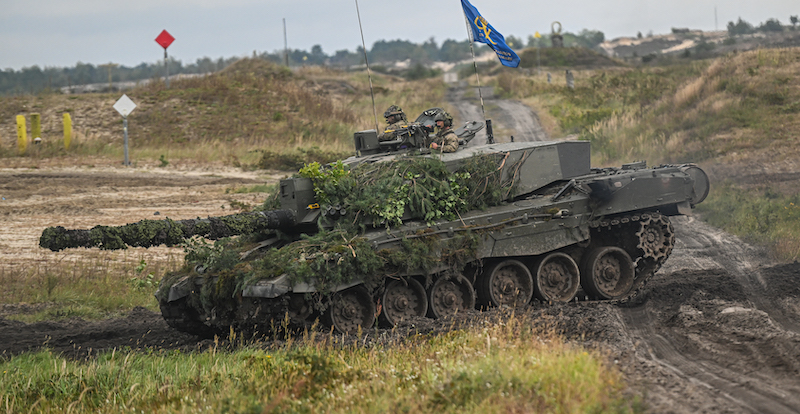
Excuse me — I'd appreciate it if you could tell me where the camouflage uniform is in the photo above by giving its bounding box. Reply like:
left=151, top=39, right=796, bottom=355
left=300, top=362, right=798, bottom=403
left=378, top=118, right=409, bottom=141
left=431, top=127, right=459, bottom=153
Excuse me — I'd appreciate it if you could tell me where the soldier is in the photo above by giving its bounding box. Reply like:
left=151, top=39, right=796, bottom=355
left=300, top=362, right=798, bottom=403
left=430, top=111, right=459, bottom=153
left=378, top=105, right=409, bottom=141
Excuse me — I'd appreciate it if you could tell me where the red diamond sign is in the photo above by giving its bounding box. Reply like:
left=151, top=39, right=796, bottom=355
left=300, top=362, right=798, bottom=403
left=155, top=30, right=175, bottom=49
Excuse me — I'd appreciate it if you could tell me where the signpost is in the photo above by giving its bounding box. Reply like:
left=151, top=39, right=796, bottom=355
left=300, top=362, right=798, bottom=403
left=155, top=30, right=175, bottom=88
left=16, top=115, right=27, bottom=154
left=63, top=113, right=72, bottom=150
left=113, top=94, right=137, bottom=166
left=534, top=31, right=542, bottom=75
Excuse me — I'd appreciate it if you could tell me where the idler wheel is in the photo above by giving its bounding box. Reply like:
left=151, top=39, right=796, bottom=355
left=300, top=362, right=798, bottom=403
left=533, top=253, right=580, bottom=303
left=428, top=274, right=476, bottom=319
left=380, top=278, right=428, bottom=326
left=159, top=297, right=214, bottom=338
left=580, top=246, right=635, bottom=300
left=325, top=286, right=375, bottom=334
left=478, top=259, right=534, bottom=308
left=636, top=214, right=675, bottom=263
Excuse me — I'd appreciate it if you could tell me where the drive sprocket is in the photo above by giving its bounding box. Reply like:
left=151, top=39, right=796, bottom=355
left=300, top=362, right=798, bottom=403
left=635, top=213, right=675, bottom=264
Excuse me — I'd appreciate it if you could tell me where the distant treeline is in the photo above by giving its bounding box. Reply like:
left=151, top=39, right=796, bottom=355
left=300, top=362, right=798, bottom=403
left=726, top=16, right=798, bottom=35
left=0, top=30, right=607, bottom=96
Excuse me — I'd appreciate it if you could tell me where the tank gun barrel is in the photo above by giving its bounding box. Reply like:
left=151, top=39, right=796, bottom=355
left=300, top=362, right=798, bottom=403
left=39, top=209, right=296, bottom=251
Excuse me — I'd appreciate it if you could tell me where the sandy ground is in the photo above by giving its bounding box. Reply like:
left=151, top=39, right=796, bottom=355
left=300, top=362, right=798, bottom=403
left=1, top=90, right=799, bottom=413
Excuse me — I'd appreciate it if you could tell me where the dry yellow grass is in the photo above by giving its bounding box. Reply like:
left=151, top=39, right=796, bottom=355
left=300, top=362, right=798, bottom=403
left=0, top=59, right=448, bottom=168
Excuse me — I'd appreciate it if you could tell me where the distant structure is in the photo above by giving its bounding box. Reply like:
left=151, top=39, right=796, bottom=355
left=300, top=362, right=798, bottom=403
left=551, top=21, right=564, bottom=48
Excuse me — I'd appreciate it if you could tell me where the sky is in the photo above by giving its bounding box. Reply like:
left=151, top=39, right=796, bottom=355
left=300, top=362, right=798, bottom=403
left=1, top=0, right=798, bottom=71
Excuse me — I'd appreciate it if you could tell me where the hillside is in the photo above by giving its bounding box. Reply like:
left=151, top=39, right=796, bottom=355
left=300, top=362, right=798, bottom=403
left=600, top=29, right=800, bottom=60
left=0, top=59, right=446, bottom=169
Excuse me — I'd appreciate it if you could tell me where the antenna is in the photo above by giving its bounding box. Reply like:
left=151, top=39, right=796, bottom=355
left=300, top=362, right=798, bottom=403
left=354, top=0, right=380, bottom=134
left=463, top=13, right=491, bottom=144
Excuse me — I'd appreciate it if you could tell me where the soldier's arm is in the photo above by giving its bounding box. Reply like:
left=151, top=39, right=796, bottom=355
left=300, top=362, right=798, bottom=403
left=442, top=132, right=459, bottom=153
left=378, top=126, right=396, bottom=141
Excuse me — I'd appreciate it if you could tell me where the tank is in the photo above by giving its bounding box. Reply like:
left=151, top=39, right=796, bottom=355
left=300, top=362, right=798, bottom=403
left=40, top=109, right=710, bottom=336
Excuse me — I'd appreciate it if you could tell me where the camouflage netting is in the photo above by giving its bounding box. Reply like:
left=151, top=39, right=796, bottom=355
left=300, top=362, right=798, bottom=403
left=169, top=155, right=514, bottom=311
left=172, top=228, right=484, bottom=313
left=303, top=154, right=514, bottom=229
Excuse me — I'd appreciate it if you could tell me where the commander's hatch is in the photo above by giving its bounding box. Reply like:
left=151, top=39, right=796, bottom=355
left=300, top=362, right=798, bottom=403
left=455, top=120, right=484, bottom=144
left=416, top=107, right=484, bottom=145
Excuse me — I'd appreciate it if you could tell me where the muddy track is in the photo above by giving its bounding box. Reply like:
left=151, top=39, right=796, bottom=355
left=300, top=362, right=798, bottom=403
left=615, top=217, right=800, bottom=413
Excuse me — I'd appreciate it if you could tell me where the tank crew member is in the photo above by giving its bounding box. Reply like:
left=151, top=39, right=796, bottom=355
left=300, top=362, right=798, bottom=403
left=378, top=105, right=409, bottom=141
left=430, top=111, right=459, bottom=153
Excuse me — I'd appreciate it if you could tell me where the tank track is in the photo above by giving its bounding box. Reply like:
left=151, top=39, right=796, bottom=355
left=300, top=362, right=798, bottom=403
left=589, top=211, right=675, bottom=305
left=160, top=212, right=676, bottom=336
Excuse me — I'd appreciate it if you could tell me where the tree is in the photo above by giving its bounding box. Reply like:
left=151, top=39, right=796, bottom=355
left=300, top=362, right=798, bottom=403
left=505, top=35, right=523, bottom=50
left=576, top=29, right=605, bottom=48
left=791, top=15, right=798, bottom=28
left=440, top=39, right=472, bottom=62
left=727, top=17, right=755, bottom=36
left=758, top=18, right=784, bottom=33
left=307, top=45, right=326, bottom=65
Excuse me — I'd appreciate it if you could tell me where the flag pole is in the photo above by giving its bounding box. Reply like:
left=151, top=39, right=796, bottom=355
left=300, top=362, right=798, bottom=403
left=462, top=11, right=493, bottom=144
left=355, top=0, right=380, bottom=135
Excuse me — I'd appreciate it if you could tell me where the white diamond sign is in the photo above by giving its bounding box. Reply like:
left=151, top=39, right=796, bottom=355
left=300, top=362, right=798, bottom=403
left=113, top=94, right=137, bottom=117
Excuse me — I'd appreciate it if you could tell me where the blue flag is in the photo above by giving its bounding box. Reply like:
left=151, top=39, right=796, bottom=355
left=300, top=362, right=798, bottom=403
left=461, top=0, right=520, bottom=68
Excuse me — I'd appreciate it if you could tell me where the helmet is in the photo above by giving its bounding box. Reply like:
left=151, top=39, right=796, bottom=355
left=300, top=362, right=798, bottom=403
left=434, top=111, right=453, bottom=128
left=383, top=105, right=405, bottom=120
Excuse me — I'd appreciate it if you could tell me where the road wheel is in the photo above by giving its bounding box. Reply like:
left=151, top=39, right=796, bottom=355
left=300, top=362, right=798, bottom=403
left=478, top=259, right=534, bottom=308
left=428, top=274, right=476, bottom=319
left=325, top=286, right=375, bottom=334
left=380, top=278, right=428, bottom=326
left=581, top=246, right=635, bottom=300
left=533, top=253, right=580, bottom=303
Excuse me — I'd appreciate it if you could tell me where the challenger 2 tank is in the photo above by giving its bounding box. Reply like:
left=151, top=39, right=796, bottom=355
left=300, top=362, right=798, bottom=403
left=40, top=110, right=710, bottom=336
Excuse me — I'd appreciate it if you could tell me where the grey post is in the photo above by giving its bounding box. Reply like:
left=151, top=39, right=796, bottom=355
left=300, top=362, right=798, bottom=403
left=123, top=116, right=130, bottom=166
left=164, top=49, right=170, bottom=89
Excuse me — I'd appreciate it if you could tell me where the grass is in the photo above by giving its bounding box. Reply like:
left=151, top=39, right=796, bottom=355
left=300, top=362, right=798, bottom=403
left=697, top=183, right=800, bottom=262
left=0, top=312, right=641, bottom=414
left=0, top=250, right=181, bottom=322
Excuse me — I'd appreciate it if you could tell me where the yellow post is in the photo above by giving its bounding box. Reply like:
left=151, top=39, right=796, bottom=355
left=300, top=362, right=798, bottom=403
left=30, top=113, right=41, bottom=140
left=63, top=113, right=73, bottom=150
left=16, top=115, right=28, bottom=154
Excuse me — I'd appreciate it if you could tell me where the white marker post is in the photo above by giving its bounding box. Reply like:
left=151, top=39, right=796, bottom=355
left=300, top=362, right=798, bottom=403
left=113, top=94, right=137, bottom=166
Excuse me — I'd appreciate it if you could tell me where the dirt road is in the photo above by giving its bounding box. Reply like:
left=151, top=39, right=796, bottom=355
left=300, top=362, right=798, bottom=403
left=446, top=85, right=549, bottom=144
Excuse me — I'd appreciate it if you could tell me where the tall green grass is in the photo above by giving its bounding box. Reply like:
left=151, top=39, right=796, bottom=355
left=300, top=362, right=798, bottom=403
left=697, top=183, right=800, bottom=261
left=0, top=313, right=641, bottom=414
